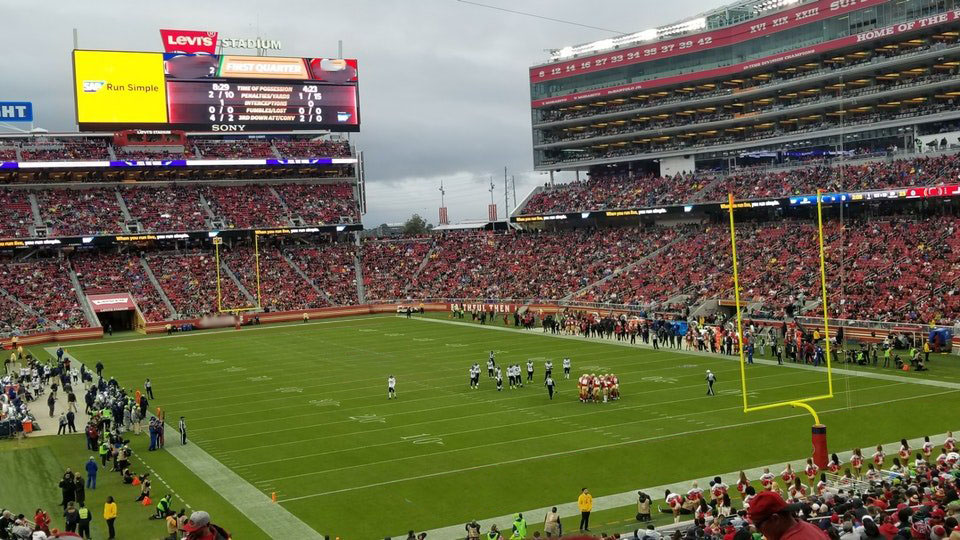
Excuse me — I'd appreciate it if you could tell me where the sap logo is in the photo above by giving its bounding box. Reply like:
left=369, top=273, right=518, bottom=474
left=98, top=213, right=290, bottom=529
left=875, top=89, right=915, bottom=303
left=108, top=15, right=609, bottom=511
left=83, top=80, right=106, bottom=93
left=211, top=124, right=246, bottom=131
left=336, top=111, right=352, bottom=122
left=166, top=34, right=214, bottom=48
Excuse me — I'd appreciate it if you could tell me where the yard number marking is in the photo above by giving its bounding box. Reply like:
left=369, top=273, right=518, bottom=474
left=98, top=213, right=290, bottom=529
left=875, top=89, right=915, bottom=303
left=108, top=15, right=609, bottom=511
left=402, top=433, right=444, bottom=445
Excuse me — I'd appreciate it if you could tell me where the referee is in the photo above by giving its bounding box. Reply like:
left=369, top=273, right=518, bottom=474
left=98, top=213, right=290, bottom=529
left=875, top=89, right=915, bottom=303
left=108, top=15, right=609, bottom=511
left=705, top=370, right=716, bottom=396
left=545, top=375, right=556, bottom=399
left=179, top=416, right=187, bottom=445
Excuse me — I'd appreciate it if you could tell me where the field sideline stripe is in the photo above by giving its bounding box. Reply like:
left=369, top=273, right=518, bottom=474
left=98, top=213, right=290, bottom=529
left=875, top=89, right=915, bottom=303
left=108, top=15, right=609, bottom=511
left=277, top=388, right=957, bottom=503
left=409, top=429, right=959, bottom=540
left=410, top=317, right=960, bottom=391
left=48, top=316, right=387, bottom=348
left=39, top=348, right=324, bottom=539
left=163, top=425, right=325, bottom=539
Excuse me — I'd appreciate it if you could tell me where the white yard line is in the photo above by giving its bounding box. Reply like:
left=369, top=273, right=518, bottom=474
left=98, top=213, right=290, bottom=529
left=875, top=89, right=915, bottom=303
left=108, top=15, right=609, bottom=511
left=252, top=381, right=904, bottom=483
left=199, top=365, right=808, bottom=444
left=406, top=430, right=959, bottom=540
left=235, top=376, right=883, bottom=469
left=280, top=389, right=957, bottom=504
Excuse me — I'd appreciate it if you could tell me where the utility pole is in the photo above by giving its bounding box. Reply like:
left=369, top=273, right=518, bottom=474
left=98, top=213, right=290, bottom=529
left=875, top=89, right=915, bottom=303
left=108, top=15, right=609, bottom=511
left=438, top=179, right=448, bottom=225
left=488, top=176, right=496, bottom=221
left=504, top=166, right=509, bottom=216
left=511, top=175, right=517, bottom=209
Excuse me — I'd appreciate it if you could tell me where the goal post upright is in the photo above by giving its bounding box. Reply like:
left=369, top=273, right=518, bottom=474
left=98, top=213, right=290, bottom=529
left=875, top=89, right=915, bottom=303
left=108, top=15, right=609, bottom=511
left=727, top=192, right=750, bottom=413
left=727, top=191, right=833, bottom=467
left=214, top=237, right=223, bottom=313
left=816, top=189, right=835, bottom=398
left=254, top=231, right=263, bottom=310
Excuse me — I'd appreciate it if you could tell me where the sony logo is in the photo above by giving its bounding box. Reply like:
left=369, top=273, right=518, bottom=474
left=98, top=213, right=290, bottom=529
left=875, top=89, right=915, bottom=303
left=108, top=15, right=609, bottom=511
left=211, top=124, right=247, bottom=131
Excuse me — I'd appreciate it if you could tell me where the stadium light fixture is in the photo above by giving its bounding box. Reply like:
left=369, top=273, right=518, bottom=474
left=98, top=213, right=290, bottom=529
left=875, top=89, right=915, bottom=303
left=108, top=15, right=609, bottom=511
left=550, top=16, right=703, bottom=60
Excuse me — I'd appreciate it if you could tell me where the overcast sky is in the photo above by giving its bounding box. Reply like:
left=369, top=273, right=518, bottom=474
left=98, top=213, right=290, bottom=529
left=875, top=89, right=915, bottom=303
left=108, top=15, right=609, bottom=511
left=0, top=0, right=727, bottom=226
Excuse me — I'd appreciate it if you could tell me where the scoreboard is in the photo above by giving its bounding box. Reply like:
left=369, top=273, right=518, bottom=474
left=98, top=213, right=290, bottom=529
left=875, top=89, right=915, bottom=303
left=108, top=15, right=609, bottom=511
left=73, top=50, right=360, bottom=132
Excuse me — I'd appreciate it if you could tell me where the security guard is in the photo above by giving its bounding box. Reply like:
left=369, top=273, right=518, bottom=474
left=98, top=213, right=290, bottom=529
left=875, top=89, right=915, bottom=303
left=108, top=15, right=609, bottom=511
left=510, top=513, right=527, bottom=539
left=99, top=440, right=110, bottom=467
left=76, top=503, right=92, bottom=539
left=486, top=524, right=501, bottom=539
left=153, top=494, right=172, bottom=520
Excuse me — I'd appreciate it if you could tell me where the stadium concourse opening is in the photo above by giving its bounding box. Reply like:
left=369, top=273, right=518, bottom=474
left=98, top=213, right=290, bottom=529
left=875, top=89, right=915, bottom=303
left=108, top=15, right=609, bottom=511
left=86, top=292, right=142, bottom=331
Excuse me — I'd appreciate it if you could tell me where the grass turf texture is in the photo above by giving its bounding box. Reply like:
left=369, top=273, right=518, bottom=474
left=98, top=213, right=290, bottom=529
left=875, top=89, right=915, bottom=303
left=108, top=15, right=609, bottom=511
left=3, top=313, right=958, bottom=539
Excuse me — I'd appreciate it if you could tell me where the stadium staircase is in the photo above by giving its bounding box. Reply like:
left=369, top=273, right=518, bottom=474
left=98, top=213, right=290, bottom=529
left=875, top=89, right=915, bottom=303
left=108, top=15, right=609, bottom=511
left=106, top=144, right=117, bottom=160
left=115, top=190, right=142, bottom=233
left=511, top=185, right=545, bottom=216
left=689, top=299, right=720, bottom=321
left=687, top=174, right=725, bottom=202
left=198, top=194, right=218, bottom=221
left=353, top=234, right=365, bottom=304
left=139, top=256, right=179, bottom=319
left=0, top=285, right=44, bottom=321
left=115, top=190, right=133, bottom=222
left=401, top=244, right=438, bottom=296
left=268, top=143, right=282, bottom=158
left=27, top=194, right=43, bottom=229
left=218, top=261, right=258, bottom=306
left=279, top=252, right=335, bottom=304
left=561, top=233, right=689, bottom=301
left=67, top=265, right=100, bottom=327
left=267, top=186, right=295, bottom=226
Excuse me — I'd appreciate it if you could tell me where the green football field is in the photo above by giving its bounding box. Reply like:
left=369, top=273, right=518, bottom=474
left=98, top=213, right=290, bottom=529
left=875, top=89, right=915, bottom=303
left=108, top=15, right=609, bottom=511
left=6, top=313, right=960, bottom=539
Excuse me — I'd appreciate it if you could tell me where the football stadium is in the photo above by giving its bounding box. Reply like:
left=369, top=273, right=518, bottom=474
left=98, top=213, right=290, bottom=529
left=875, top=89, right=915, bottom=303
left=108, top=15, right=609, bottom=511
left=2, top=1, right=960, bottom=539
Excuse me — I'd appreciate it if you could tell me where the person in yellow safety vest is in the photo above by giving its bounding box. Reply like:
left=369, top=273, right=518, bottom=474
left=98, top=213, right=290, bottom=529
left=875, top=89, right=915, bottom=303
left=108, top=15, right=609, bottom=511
left=486, top=524, right=502, bottom=540
left=510, top=513, right=527, bottom=539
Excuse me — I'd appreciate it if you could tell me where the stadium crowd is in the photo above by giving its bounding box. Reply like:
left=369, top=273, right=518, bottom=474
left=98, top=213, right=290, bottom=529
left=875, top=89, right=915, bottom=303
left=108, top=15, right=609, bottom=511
left=0, top=209, right=957, bottom=336
left=521, top=153, right=960, bottom=216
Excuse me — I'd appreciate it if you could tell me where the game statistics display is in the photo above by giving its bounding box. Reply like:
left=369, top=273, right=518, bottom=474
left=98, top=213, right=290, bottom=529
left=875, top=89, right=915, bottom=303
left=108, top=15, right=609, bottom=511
left=73, top=50, right=360, bottom=132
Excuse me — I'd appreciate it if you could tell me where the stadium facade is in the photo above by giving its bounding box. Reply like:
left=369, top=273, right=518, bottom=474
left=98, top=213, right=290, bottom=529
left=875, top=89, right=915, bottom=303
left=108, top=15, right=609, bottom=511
left=529, top=0, right=960, bottom=176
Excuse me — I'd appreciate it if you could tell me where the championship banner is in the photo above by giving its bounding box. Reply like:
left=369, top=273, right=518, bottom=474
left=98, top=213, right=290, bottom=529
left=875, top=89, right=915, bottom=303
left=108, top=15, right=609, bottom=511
left=532, top=7, right=960, bottom=107
left=530, top=0, right=885, bottom=83
left=87, top=293, right=137, bottom=312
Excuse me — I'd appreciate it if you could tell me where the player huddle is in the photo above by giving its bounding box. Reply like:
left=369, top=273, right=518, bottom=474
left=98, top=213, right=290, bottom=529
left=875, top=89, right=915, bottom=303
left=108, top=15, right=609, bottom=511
left=578, top=373, right=620, bottom=403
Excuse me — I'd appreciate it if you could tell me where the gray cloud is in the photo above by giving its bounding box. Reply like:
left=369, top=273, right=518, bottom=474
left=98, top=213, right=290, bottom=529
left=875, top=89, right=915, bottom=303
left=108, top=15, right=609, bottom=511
left=0, top=0, right=725, bottom=225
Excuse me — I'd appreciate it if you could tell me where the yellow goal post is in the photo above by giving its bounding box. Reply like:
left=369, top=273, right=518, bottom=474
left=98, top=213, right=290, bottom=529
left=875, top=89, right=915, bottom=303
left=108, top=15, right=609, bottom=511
left=726, top=190, right=834, bottom=424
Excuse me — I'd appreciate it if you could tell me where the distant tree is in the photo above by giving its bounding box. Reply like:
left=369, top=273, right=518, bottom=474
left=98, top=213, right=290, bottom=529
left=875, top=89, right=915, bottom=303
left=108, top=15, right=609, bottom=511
left=403, top=214, right=429, bottom=235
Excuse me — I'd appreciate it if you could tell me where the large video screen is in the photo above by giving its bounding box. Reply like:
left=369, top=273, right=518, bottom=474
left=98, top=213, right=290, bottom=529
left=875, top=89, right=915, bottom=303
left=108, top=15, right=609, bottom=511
left=73, top=50, right=360, bottom=132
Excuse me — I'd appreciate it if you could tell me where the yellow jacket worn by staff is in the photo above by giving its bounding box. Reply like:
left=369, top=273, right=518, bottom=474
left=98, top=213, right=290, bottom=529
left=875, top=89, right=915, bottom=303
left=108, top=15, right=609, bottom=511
left=103, top=502, right=117, bottom=520
left=578, top=492, right=593, bottom=512
left=510, top=514, right=527, bottom=539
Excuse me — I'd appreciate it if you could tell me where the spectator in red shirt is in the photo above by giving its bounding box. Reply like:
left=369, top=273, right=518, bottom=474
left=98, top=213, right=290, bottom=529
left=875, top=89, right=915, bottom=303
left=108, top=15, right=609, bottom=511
left=748, top=491, right=828, bottom=540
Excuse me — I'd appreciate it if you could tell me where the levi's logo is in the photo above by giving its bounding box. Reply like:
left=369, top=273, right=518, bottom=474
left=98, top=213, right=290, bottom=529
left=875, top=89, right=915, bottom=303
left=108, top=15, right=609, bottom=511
left=159, top=29, right=218, bottom=54
left=166, top=35, right=213, bottom=47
